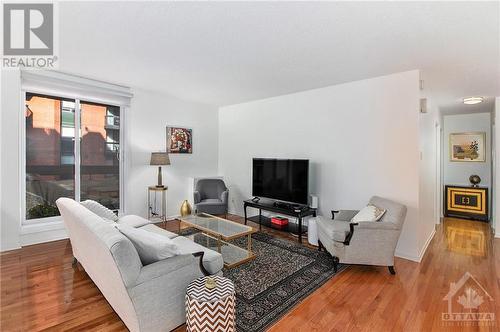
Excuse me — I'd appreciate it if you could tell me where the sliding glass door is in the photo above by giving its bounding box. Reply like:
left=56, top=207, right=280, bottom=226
left=80, top=101, right=120, bottom=210
left=25, top=93, right=76, bottom=219
left=24, top=92, right=122, bottom=221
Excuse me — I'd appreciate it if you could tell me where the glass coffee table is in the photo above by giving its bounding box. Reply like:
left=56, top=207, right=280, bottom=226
left=179, top=213, right=257, bottom=268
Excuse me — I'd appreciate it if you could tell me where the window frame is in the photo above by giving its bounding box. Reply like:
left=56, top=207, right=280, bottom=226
left=20, top=89, right=126, bottom=225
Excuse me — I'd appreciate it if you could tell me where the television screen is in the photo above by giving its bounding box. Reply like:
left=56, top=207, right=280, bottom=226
left=252, top=158, right=309, bottom=205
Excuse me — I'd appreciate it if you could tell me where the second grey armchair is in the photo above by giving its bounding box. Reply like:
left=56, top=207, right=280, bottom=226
left=193, top=179, right=229, bottom=216
left=317, top=196, right=407, bottom=275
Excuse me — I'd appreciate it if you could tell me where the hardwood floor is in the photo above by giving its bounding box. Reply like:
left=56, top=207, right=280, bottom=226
left=1, top=217, right=498, bottom=331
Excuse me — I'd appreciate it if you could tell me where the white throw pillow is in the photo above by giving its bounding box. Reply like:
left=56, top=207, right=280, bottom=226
left=81, top=200, right=119, bottom=222
left=351, top=204, right=386, bottom=223
left=117, top=224, right=181, bottom=265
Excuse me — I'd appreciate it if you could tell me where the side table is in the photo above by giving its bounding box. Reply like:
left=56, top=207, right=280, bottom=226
left=186, top=276, right=235, bottom=332
left=147, top=186, right=168, bottom=224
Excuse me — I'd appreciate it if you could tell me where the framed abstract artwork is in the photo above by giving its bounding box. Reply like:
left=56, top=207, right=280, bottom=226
left=167, top=126, right=192, bottom=154
left=449, top=132, right=485, bottom=162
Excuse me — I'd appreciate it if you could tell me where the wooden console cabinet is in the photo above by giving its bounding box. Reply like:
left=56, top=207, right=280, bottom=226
left=444, top=185, right=488, bottom=221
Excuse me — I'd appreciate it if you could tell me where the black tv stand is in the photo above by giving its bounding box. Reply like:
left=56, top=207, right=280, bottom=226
left=243, top=199, right=316, bottom=243
left=273, top=201, right=303, bottom=210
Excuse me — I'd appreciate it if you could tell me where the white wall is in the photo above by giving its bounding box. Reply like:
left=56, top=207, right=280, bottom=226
left=0, top=70, right=219, bottom=251
left=219, top=70, right=426, bottom=261
left=418, top=100, right=440, bottom=258
left=443, top=113, right=492, bottom=187
left=1, top=70, right=22, bottom=251
left=126, top=89, right=219, bottom=219
left=495, top=98, right=500, bottom=236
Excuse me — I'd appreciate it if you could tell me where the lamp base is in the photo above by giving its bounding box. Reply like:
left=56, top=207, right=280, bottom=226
left=157, top=166, right=163, bottom=187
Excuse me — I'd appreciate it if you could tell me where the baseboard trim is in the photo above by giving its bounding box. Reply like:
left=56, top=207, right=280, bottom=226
left=418, top=227, right=436, bottom=262
left=495, top=232, right=500, bottom=239
left=0, top=243, right=22, bottom=252
left=395, top=228, right=436, bottom=263
left=167, top=214, right=180, bottom=221
left=21, top=228, right=68, bottom=247
left=394, top=251, right=420, bottom=262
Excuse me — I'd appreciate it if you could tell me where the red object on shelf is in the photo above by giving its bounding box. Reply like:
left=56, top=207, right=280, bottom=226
left=271, top=217, right=289, bottom=226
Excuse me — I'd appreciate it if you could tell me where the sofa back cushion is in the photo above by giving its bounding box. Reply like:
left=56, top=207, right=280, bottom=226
left=117, top=224, right=181, bottom=265
left=81, top=199, right=119, bottom=222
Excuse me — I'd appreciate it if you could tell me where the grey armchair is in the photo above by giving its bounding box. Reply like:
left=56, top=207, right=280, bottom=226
left=193, top=179, right=229, bottom=216
left=317, top=196, right=407, bottom=274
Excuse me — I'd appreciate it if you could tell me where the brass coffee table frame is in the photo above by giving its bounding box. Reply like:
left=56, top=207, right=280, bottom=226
left=180, top=213, right=257, bottom=268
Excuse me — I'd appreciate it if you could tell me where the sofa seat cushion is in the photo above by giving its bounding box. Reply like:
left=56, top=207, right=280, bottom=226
left=198, top=198, right=223, bottom=205
left=139, top=224, right=178, bottom=239
left=118, top=215, right=151, bottom=228
left=317, top=217, right=351, bottom=242
left=171, top=236, right=223, bottom=275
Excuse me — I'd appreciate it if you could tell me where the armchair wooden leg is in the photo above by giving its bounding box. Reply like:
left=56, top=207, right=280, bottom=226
left=333, top=256, right=339, bottom=273
left=318, top=240, right=323, bottom=252
left=388, top=266, right=396, bottom=275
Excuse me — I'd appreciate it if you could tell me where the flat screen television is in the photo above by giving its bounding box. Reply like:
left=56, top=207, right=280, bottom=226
left=252, top=158, right=309, bottom=205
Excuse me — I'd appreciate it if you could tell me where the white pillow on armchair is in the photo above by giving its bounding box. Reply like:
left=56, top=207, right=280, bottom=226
left=351, top=204, right=386, bottom=223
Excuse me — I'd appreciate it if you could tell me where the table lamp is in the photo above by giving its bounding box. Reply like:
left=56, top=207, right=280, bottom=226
left=150, top=152, right=170, bottom=187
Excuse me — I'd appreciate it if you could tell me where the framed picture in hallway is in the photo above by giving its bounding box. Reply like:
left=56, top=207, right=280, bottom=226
left=167, top=126, right=192, bottom=154
left=449, top=132, right=485, bottom=162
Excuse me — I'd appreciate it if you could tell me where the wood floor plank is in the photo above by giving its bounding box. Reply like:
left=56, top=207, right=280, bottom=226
left=1, top=216, right=498, bottom=331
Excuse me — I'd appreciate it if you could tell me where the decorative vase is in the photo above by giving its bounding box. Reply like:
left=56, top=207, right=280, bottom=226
left=180, top=200, right=192, bottom=216
left=205, top=277, right=217, bottom=290
left=469, top=175, right=481, bottom=187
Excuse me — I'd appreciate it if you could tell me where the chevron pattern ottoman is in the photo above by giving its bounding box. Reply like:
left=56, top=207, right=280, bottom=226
left=186, top=276, right=235, bottom=332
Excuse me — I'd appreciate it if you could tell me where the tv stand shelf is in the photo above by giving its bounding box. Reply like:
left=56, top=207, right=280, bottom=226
left=243, top=199, right=317, bottom=243
left=246, top=215, right=306, bottom=235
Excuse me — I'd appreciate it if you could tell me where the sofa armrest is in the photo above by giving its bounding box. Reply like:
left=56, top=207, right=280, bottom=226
left=192, top=251, right=210, bottom=276
left=356, top=221, right=400, bottom=230
left=343, top=223, right=358, bottom=245
left=220, top=190, right=229, bottom=204
left=332, top=210, right=359, bottom=221
left=343, top=221, right=399, bottom=246
left=135, top=253, right=205, bottom=285
left=193, top=191, right=201, bottom=204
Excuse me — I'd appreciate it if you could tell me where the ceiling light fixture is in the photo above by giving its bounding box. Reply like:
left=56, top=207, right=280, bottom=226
left=463, top=97, right=484, bottom=105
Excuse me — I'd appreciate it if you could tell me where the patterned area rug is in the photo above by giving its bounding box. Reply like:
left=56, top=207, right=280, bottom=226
left=179, top=228, right=346, bottom=332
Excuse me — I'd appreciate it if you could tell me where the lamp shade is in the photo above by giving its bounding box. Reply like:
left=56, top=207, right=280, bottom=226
left=150, top=152, right=170, bottom=166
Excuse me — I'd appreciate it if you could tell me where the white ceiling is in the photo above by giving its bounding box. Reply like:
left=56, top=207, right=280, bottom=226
left=59, top=1, right=500, bottom=111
